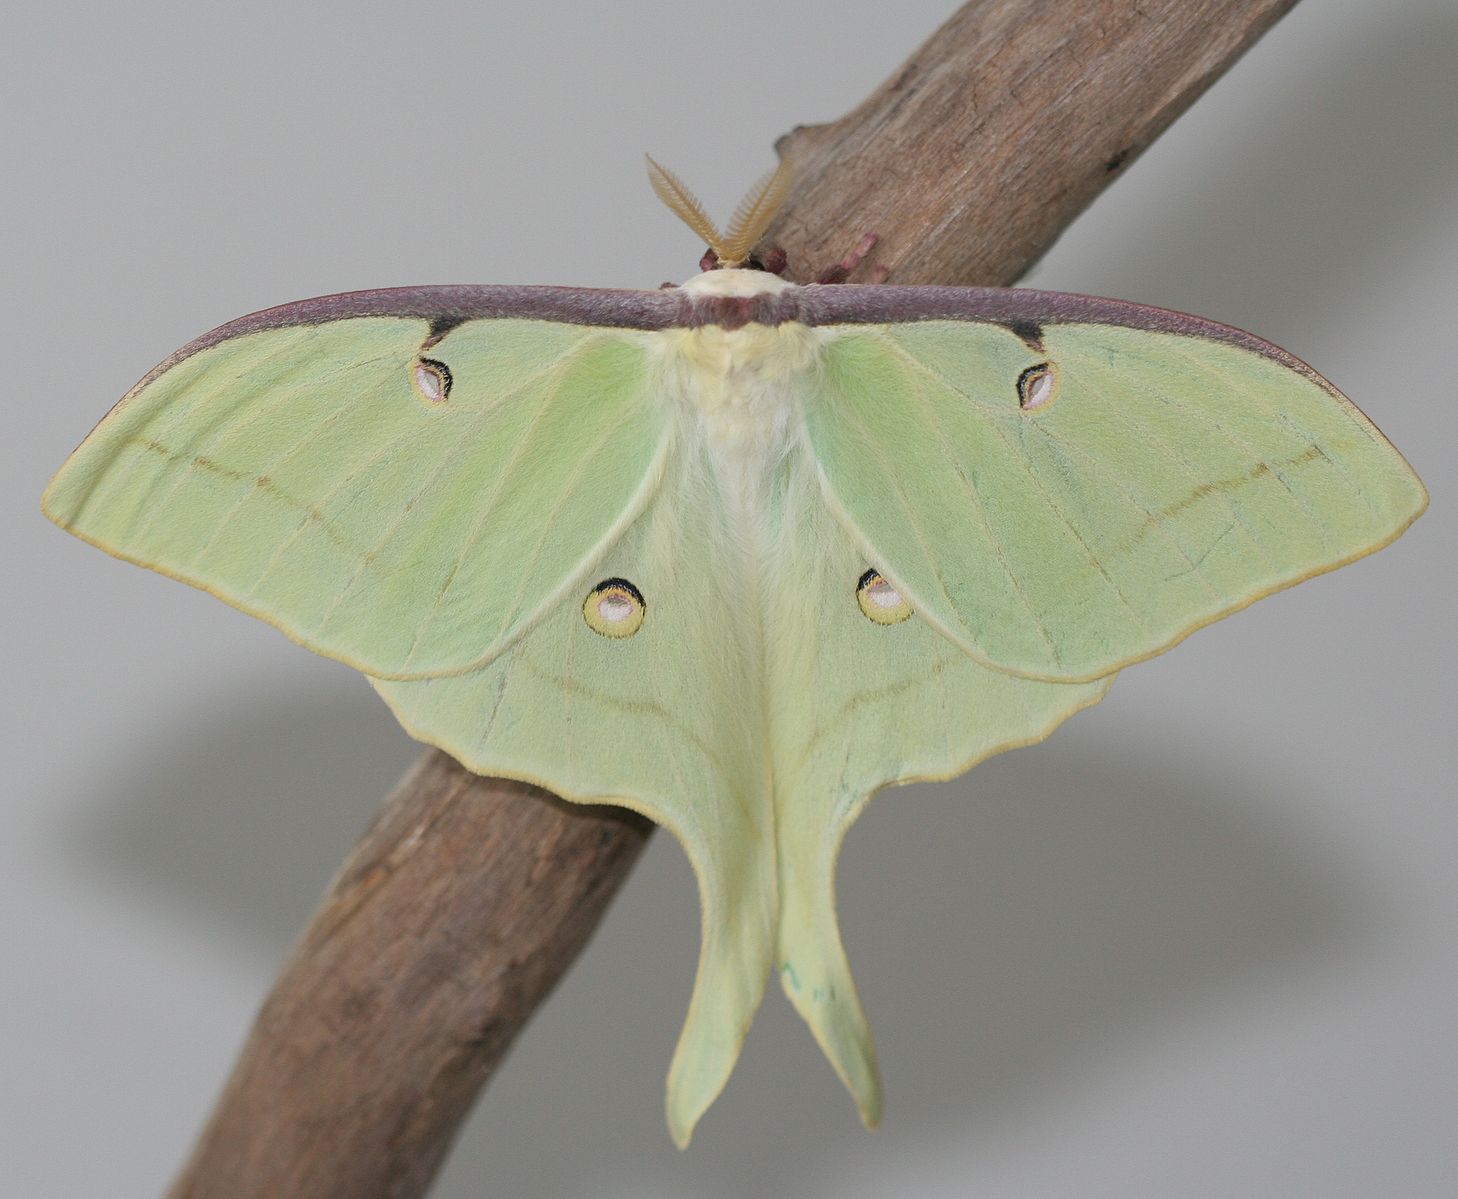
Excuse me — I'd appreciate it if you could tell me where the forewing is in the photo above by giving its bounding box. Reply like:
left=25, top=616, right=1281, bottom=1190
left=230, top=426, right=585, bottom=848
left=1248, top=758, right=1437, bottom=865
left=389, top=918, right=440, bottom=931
left=805, top=306, right=1427, bottom=682
left=44, top=303, right=667, bottom=678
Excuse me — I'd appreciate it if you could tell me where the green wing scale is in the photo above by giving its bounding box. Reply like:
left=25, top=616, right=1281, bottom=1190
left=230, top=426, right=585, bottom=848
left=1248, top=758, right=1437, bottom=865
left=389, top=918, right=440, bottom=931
left=44, top=274, right=1426, bottom=1144
left=375, top=424, right=1112, bottom=1139
left=375, top=443, right=778, bottom=1145
left=809, top=314, right=1424, bottom=682
left=44, top=307, right=668, bottom=678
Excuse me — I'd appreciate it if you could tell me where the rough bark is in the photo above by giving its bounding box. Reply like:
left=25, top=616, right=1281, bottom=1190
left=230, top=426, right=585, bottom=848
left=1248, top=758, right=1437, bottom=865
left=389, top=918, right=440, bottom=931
left=169, top=754, right=653, bottom=1198
left=770, top=0, right=1299, bottom=287
left=169, top=1, right=1300, bottom=1195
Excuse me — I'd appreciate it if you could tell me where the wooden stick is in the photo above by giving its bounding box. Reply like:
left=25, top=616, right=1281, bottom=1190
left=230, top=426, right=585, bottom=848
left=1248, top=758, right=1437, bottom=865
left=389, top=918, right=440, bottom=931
left=169, top=753, right=653, bottom=1198
left=168, top=1, right=1300, bottom=1194
left=771, top=0, right=1299, bottom=287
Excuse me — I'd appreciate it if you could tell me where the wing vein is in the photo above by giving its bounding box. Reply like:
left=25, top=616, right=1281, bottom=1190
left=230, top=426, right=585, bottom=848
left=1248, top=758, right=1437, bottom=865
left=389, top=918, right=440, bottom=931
left=249, top=345, right=589, bottom=606
left=887, top=332, right=1156, bottom=638
left=817, top=378, right=1001, bottom=656
left=864, top=333, right=1075, bottom=660
left=309, top=336, right=602, bottom=642
left=195, top=354, right=413, bottom=571
left=127, top=338, right=347, bottom=543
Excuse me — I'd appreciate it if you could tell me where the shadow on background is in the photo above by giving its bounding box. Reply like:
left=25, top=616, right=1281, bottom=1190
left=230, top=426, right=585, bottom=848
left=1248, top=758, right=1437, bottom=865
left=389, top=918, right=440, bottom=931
left=63, top=673, right=416, bottom=957
left=438, top=713, right=1356, bottom=1197
left=62, top=677, right=1357, bottom=1197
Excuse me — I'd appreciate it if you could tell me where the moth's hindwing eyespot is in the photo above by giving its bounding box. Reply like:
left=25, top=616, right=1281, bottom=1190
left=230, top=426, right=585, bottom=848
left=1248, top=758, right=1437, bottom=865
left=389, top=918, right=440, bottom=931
left=1017, top=361, right=1056, bottom=411
left=413, top=357, right=453, bottom=403
left=584, top=577, right=646, bottom=638
left=856, top=569, right=912, bottom=625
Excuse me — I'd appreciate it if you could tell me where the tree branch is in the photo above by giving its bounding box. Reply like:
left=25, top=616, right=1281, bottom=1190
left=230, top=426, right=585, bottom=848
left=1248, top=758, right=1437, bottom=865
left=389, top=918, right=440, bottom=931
left=168, top=1, right=1300, bottom=1195
left=771, top=0, right=1299, bottom=287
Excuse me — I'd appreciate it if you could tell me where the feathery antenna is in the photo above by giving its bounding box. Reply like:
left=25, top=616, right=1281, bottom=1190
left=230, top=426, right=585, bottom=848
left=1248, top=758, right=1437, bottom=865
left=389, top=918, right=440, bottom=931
left=720, top=160, right=792, bottom=267
left=645, top=155, right=792, bottom=268
left=645, top=156, right=724, bottom=260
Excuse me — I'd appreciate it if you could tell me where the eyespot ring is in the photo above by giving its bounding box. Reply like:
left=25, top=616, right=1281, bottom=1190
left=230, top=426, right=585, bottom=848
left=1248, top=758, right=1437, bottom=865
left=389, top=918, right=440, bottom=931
left=1017, top=361, right=1056, bottom=411
left=413, top=357, right=452, bottom=403
left=583, top=577, right=646, bottom=638
left=856, top=569, right=912, bottom=625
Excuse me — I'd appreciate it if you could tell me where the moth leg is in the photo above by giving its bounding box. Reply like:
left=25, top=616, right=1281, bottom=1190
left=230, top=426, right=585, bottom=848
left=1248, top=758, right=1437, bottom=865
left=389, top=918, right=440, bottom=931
left=815, top=232, right=883, bottom=284
left=747, top=245, right=789, bottom=275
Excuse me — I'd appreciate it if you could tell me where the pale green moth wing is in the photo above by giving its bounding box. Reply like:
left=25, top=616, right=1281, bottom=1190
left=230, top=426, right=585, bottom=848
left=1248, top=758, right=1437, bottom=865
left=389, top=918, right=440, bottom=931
left=42, top=288, right=687, bottom=678
left=799, top=287, right=1429, bottom=683
left=373, top=441, right=778, bottom=1147
left=761, top=460, right=1111, bottom=1130
left=375, top=423, right=1112, bottom=1143
left=43, top=273, right=1427, bottom=1146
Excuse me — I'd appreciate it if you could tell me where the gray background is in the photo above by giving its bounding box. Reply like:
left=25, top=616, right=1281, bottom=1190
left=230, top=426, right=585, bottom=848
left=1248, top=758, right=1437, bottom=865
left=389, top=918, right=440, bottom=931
left=4, top=1, right=1454, bottom=1195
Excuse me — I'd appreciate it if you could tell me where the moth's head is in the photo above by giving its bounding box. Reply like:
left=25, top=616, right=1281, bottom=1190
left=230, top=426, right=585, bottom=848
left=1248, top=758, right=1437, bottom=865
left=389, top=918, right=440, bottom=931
left=646, top=155, right=791, bottom=274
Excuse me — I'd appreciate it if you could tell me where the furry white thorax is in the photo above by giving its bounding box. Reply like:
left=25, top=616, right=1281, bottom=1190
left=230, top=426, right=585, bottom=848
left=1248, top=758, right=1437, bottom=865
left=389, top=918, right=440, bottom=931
left=659, top=270, right=826, bottom=519
left=678, top=268, right=797, bottom=299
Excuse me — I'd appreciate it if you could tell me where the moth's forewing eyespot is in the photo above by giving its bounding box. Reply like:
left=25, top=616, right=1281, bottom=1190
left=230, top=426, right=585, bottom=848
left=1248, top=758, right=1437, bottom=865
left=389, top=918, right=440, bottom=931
left=583, top=577, right=646, bottom=638
left=413, top=357, right=453, bottom=403
left=1017, top=361, right=1056, bottom=411
left=856, top=568, right=912, bottom=625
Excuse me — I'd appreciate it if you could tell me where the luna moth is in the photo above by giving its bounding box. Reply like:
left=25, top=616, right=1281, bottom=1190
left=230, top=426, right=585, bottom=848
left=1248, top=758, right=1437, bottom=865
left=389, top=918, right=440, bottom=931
left=42, top=159, right=1426, bottom=1146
